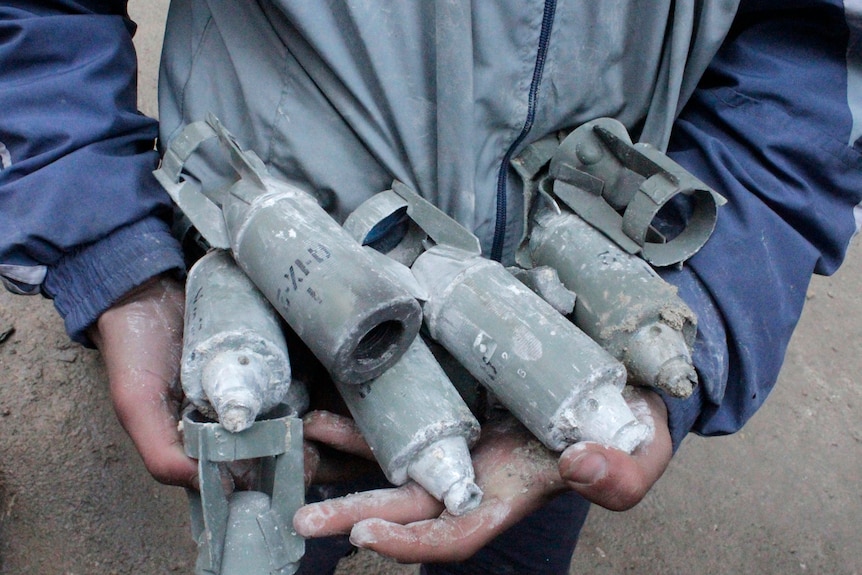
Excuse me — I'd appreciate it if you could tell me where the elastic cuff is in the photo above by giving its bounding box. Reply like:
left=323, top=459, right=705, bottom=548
left=661, top=384, right=706, bottom=451
left=657, top=265, right=731, bottom=451
left=44, top=218, right=186, bottom=346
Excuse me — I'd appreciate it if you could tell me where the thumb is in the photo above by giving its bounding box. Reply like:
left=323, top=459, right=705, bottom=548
left=559, top=442, right=651, bottom=511
left=559, top=389, right=673, bottom=511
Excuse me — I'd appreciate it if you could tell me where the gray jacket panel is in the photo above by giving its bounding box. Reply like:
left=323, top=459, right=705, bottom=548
left=158, top=0, right=738, bottom=261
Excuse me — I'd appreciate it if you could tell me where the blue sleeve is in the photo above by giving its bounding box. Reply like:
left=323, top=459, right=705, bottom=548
left=0, top=2, right=185, bottom=345
left=659, top=0, right=862, bottom=448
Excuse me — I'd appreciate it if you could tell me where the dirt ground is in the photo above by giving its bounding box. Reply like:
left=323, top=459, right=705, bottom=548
left=1, top=3, right=860, bottom=574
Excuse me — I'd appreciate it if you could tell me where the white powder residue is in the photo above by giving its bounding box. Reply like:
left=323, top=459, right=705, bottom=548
left=0, top=141, right=11, bottom=169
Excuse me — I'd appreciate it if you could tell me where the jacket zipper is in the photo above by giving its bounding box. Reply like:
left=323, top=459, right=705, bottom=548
left=490, top=0, right=557, bottom=262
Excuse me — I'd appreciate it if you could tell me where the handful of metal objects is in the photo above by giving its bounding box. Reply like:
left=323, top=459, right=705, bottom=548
left=154, top=115, right=724, bottom=575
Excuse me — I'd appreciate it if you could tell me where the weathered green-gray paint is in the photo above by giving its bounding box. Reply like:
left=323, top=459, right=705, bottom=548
left=335, top=337, right=482, bottom=515
left=529, top=206, right=698, bottom=398
left=182, top=249, right=291, bottom=431
left=414, top=244, right=646, bottom=453
left=184, top=409, right=304, bottom=575
left=157, top=117, right=423, bottom=385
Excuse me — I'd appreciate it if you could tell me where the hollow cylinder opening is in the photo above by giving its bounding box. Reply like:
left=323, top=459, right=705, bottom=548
left=353, top=320, right=405, bottom=362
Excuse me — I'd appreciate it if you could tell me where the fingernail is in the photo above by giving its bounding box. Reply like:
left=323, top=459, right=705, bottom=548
left=564, top=451, right=607, bottom=485
left=292, top=508, right=318, bottom=538
left=349, top=519, right=381, bottom=547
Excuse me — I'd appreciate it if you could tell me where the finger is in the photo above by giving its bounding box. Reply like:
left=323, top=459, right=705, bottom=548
left=294, top=482, right=443, bottom=538
left=303, top=442, right=322, bottom=487
left=302, top=410, right=380, bottom=484
left=111, top=371, right=199, bottom=487
left=559, top=390, right=672, bottom=511
left=91, top=276, right=199, bottom=488
left=302, top=410, right=374, bottom=460
left=558, top=442, right=648, bottom=510
left=223, top=459, right=259, bottom=491
left=348, top=499, right=514, bottom=564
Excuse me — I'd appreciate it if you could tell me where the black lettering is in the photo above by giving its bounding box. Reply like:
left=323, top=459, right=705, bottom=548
left=287, top=266, right=299, bottom=291
left=308, top=243, right=331, bottom=263
left=306, top=286, right=322, bottom=304
left=276, top=287, right=290, bottom=309
left=295, top=259, right=310, bottom=276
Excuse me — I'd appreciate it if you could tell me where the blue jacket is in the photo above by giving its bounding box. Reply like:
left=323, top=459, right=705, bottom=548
left=0, top=1, right=184, bottom=342
left=2, top=0, right=861, bottom=449
left=662, top=0, right=862, bottom=442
